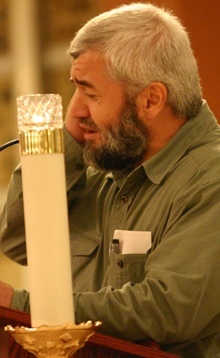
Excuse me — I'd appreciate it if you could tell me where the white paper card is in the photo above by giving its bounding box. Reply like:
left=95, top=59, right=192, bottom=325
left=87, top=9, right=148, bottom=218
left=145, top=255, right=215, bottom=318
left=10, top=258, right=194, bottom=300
left=114, top=230, right=152, bottom=254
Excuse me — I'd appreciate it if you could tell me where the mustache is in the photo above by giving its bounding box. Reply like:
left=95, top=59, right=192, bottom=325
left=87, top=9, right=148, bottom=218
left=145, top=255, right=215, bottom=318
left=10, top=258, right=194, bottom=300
left=79, top=117, right=99, bottom=131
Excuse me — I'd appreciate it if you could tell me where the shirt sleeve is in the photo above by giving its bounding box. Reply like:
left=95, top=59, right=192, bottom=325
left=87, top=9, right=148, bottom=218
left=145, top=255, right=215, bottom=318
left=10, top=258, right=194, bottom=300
left=11, top=289, right=30, bottom=313
left=0, top=126, right=86, bottom=264
left=74, top=179, right=220, bottom=345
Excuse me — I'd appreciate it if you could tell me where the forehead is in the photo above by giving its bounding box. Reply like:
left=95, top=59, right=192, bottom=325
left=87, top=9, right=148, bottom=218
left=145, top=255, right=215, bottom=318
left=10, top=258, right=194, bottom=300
left=71, top=51, right=106, bottom=77
left=70, top=50, right=125, bottom=99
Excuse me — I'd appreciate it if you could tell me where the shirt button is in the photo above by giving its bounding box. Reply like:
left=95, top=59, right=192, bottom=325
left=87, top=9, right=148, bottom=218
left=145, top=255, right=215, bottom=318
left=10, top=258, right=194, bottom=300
left=117, top=260, right=124, bottom=268
left=121, top=195, right=128, bottom=203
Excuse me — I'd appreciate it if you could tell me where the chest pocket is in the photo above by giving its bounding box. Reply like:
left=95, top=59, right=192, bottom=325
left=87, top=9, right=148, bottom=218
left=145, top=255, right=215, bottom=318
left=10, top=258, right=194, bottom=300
left=108, top=252, right=147, bottom=289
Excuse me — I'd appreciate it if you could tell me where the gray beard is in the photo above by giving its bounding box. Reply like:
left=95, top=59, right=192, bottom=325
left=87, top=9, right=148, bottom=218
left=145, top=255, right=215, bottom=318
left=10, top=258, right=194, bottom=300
left=82, top=102, right=150, bottom=173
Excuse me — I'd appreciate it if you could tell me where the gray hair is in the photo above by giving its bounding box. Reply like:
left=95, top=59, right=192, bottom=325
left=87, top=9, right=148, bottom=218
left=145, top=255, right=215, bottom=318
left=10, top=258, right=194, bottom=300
left=68, top=3, right=202, bottom=119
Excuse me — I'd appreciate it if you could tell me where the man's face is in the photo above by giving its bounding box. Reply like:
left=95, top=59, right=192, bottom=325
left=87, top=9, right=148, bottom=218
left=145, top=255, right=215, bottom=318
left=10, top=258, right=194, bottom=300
left=69, top=50, right=149, bottom=172
left=83, top=99, right=149, bottom=172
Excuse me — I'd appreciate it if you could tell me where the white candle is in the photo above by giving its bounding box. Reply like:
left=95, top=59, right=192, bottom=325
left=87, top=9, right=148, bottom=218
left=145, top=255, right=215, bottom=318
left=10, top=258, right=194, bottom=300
left=17, top=94, right=74, bottom=327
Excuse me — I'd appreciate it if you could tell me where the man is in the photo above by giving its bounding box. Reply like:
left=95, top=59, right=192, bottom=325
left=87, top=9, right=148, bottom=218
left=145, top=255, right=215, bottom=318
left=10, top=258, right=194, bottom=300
left=1, top=3, right=220, bottom=356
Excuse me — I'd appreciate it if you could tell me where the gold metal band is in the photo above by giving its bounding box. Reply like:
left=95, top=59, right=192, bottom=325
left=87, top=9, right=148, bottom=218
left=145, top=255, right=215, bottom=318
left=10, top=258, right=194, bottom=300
left=19, top=128, right=64, bottom=155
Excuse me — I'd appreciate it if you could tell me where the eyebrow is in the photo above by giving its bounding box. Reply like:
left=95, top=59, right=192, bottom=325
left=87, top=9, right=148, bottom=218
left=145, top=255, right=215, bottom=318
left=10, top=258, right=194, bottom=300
left=73, top=77, right=96, bottom=89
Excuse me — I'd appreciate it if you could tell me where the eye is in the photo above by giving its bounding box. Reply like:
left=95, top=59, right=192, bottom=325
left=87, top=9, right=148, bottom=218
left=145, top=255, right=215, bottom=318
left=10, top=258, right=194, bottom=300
left=85, top=93, right=97, bottom=99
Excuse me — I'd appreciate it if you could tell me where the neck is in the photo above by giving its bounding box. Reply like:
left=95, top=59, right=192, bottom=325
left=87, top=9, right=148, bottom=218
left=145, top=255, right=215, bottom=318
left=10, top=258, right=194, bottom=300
left=140, top=108, right=187, bottom=163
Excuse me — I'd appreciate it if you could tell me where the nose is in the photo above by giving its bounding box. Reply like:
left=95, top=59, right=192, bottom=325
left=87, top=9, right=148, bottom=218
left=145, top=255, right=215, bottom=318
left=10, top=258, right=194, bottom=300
left=68, top=90, right=90, bottom=119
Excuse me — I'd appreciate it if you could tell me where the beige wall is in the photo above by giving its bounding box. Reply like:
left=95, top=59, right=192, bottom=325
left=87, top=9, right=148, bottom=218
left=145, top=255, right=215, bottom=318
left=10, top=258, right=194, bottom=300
left=100, top=0, right=220, bottom=121
left=0, top=253, right=29, bottom=290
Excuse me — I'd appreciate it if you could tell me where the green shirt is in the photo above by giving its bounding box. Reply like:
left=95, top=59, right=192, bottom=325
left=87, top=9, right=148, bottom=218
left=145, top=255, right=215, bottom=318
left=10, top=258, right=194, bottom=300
left=1, top=101, right=220, bottom=357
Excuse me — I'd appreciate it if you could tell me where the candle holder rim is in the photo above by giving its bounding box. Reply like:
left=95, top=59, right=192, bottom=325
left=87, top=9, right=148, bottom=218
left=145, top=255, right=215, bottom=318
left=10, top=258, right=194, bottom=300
left=5, top=320, right=102, bottom=334
left=5, top=321, right=102, bottom=357
left=17, top=93, right=62, bottom=99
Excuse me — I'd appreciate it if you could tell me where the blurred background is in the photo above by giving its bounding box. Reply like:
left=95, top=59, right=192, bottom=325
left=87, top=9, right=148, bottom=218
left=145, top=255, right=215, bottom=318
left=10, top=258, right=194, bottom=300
left=0, top=0, right=220, bottom=290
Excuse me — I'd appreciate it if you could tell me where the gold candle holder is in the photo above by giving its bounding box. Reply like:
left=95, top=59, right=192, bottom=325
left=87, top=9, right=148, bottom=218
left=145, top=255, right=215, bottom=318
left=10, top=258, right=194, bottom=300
left=5, top=321, right=102, bottom=357
left=11, top=95, right=102, bottom=356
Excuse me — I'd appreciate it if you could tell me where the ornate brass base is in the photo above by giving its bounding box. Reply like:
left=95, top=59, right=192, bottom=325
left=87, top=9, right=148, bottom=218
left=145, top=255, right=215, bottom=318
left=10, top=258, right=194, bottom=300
left=5, top=321, right=102, bottom=357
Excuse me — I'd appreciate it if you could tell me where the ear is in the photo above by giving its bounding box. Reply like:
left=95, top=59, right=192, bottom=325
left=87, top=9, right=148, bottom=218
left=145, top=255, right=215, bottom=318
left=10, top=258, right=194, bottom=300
left=137, top=82, right=168, bottom=120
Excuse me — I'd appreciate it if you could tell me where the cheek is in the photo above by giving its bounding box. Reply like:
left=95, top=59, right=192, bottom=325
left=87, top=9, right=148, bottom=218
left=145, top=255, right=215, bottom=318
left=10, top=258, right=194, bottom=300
left=88, top=92, right=124, bottom=129
left=93, top=103, right=120, bottom=125
left=88, top=103, right=107, bottom=125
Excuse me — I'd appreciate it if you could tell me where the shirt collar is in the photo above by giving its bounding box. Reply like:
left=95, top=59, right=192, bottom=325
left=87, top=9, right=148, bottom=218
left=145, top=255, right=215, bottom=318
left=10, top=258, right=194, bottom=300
left=142, top=100, right=218, bottom=184
left=106, top=101, right=218, bottom=186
